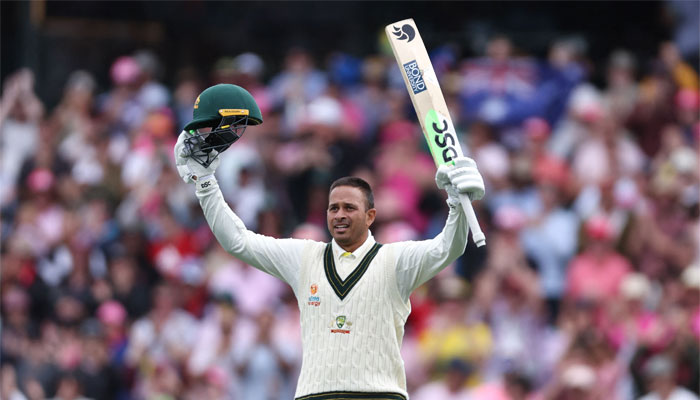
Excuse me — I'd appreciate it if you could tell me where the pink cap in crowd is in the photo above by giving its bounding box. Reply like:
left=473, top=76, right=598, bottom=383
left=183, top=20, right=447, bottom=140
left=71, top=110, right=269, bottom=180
left=523, top=117, right=551, bottom=141
left=97, top=300, right=127, bottom=326
left=494, top=206, right=527, bottom=231
left=584, top=216, right=614, bottom=241
left=28, top=168, right=55, bottom=193
left=110, top=56, right=142, bottom=85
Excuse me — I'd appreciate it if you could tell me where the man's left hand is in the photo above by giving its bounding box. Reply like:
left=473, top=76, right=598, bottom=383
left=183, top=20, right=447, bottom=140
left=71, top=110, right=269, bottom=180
left=436, top=156, right=485, bottom=202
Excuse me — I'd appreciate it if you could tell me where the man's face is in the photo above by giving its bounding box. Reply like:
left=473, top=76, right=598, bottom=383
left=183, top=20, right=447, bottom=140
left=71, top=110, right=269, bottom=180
left=327, top=186, right=376, bottom=252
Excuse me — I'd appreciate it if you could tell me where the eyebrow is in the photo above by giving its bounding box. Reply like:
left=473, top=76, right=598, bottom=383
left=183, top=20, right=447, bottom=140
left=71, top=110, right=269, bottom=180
left=328, top=201, right=360, bottom=208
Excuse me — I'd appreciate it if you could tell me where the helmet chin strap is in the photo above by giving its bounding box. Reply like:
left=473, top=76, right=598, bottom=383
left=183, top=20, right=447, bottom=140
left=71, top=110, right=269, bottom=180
left=184, top=115, right=249, bottom=168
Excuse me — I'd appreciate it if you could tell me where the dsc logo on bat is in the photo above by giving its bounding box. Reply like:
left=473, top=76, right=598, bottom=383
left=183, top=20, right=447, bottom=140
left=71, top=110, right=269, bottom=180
left=425, top=109, right=459, bottom=164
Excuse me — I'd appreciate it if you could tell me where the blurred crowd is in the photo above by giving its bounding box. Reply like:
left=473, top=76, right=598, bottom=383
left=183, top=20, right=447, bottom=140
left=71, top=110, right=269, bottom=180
left=1, top=28, right=699, bottom=400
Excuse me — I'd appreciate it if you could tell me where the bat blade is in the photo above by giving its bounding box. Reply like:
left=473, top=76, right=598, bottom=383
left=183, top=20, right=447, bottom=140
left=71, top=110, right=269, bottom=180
left=385, top=18, right=486, bottom=247
left=384, top=19, right=463, bottom=167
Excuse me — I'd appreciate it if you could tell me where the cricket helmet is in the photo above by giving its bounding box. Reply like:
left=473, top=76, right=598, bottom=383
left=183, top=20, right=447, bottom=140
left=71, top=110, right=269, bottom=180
left=182, top=84, right=263, bottom=167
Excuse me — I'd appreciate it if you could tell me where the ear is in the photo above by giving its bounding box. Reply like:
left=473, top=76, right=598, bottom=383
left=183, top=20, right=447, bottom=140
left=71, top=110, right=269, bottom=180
left=366, top=208, right=376, bottom=227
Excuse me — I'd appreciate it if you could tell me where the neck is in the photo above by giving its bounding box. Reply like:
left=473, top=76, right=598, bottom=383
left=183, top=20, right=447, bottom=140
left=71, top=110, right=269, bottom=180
left=338, top=233, right=369, bottom=253
left=656, top=383, right=675, bottom=399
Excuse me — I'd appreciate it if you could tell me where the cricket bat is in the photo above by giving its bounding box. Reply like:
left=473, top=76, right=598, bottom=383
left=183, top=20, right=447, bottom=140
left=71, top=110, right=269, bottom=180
left=385, top=18, right=486, bottom=247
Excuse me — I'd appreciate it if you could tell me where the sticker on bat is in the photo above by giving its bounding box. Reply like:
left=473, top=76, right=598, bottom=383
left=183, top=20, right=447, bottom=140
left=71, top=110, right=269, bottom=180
left=423, top=65, right=439, bottom=88
left=425, top=109, right=460, bottom=166
left=391, top=24, right=416, bottom=42
left=403, top=60, right=426, bottom=94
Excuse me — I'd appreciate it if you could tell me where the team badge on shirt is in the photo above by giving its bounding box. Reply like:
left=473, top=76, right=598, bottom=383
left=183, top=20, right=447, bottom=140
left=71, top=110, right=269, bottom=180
left=330, top=315, right=352, bottom=334
left=308, top=283, right=320, bottom=306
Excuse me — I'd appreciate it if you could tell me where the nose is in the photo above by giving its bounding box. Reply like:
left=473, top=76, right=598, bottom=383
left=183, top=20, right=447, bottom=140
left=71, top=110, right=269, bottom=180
left=334, top=209, right=347, bottom=220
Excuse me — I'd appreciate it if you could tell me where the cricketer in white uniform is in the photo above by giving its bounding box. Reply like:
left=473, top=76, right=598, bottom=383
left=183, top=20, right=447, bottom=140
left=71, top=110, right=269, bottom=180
left=175, top=84, right=485, bottom=400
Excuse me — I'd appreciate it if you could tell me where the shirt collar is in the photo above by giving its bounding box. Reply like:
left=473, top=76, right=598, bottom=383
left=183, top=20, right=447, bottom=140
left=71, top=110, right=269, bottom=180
left=331, top=232, right=375, bottom=260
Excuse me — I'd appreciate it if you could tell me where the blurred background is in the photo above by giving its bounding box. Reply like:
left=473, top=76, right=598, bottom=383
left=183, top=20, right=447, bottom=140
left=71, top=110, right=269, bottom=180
left=1, top=1, right=698, bottom=399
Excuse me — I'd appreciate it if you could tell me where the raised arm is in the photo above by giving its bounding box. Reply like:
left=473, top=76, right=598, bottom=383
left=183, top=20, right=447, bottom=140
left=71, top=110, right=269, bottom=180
left=175, top=131, right=305, bottom=289
left=394, top=204, right=469, bottom=301
left=394, top=156, right=484, bottom=302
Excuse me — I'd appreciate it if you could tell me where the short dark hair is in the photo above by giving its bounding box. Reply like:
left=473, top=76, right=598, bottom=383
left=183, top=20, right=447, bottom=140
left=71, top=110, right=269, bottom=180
left=330, top=176, right=374, bottom=210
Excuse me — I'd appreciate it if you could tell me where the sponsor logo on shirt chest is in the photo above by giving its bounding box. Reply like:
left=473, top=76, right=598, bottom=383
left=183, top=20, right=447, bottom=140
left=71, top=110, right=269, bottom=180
left=308, top=283, right=320, bottom=307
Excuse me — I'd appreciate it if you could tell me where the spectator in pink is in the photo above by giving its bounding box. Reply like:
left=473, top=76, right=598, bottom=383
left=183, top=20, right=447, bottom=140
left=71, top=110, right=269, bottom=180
left=680, top=265, right=700, bottom=340
left=96, top=300, right=129, bottom=367
left=604, top=273, right=673, bottom=352
left=566, top=216, right=632, bottom=304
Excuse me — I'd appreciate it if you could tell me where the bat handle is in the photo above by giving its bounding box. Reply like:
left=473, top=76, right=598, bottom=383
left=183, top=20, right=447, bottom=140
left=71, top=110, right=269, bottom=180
left=459, top=194, right=486, bottom=247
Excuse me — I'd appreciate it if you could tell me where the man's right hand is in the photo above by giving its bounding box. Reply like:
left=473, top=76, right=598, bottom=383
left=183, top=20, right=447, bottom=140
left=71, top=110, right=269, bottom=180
left=174, top=130, right=220, bottom=189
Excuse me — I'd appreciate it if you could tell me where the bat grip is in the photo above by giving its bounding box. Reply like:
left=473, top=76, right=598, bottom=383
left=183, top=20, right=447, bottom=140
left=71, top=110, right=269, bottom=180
left=459, top=194, right=486, bottom=247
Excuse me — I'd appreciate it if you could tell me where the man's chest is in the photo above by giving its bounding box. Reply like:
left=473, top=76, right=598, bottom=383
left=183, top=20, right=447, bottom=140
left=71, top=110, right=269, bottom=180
left=298, top=246, right=394, bottom=335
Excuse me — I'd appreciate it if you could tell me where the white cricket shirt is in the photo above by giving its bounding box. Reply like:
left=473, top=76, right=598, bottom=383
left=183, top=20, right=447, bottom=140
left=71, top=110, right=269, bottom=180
left=196, top=180, right=468, bottom=400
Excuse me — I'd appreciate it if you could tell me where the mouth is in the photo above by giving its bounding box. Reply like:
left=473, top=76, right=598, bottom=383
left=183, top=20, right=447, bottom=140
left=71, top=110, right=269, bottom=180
left=333, top=223, right=349, bottom=234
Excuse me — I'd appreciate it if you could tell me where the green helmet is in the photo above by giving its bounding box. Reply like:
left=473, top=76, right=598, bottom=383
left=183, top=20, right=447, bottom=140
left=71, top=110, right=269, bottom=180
left=182, top=84, right=263, bottom=167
